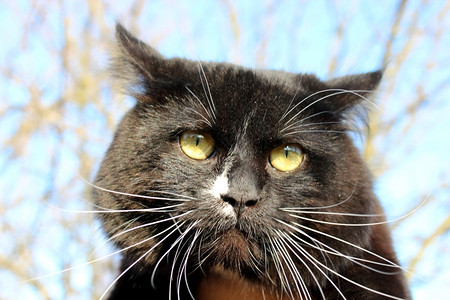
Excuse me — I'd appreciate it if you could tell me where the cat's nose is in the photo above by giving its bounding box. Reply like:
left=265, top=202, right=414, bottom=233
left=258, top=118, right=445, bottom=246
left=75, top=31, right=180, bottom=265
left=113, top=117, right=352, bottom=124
left=221, top=195, right=258, bottom=208
left=220, top=193, right=259, bottom=217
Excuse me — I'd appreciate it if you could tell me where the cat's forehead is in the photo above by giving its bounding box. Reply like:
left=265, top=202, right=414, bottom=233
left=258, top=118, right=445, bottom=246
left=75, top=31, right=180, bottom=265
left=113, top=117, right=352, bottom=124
left=188, top=64, right=317, bottom=141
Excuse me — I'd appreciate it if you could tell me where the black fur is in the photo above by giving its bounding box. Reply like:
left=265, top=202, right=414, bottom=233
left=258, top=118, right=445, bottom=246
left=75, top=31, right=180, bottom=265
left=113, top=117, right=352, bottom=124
left=92, top=23, right=410, bottom=299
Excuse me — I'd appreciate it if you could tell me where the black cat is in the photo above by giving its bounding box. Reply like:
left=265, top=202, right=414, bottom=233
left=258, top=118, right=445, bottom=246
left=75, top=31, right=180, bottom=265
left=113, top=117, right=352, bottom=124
left=92, top=23, right=410, bottom=299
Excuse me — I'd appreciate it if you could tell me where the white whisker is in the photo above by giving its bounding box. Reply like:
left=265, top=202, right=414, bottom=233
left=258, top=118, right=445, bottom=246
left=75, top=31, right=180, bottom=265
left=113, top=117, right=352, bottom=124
left=284, top=129, right=347, bottom=135
left=267, top=235, right=294, bottom=299
left=144, top=189, right=200, bottom=201
left=83, top=179, right=192, bottom=202
left=89, top=215, right=143, bottom=257
left=279, top=86, right=300, bottom=123
left=48, top=203, right=183, bottom=214
left=281, top=89, right=333, bottom=125
left=151, top=220, right=200, bottom=290
left=283, top=89, right=379, bottom=128
left=275, top=229, right=330, bottom=300
left=272, top=231, right=310, bottom=300
left=198, top=62, right=217, bottom=122
left=288, top=213, right=383, bottom=227
left=290, top=110, right=335, bottom=124
left=185, top=86, right=214, bottom=127
left=286, top=227, right=402, bottom=274
left=281, top=230, right=404, bottom=300
left=285, top=191, right=430, bottom=227
left=179, top=229, right=201, bottom=300
left=281, top=209, right=384, bottom=218
left=99, top=222, right=181, bottom=300
left=109, top=211, right=193, bottom=242
left=281, top=184, right=357, bottom=211
left=282, top=121, right=342, bottom=133
left=22, top=221, right=181, bottom=285
left=278, top=230, right=347, bottom=300
left=170, top=230, right=189, bottom=300
left=276, top=219, right=402, bottom=269
left=185, top=107, right=213, bottom=127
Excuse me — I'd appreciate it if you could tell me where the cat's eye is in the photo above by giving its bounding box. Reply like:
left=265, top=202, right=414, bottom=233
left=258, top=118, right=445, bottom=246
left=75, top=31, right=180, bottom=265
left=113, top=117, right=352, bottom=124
left=180, top=131, right=215, bottom=160
left=269, top=144, right=304, bottom=172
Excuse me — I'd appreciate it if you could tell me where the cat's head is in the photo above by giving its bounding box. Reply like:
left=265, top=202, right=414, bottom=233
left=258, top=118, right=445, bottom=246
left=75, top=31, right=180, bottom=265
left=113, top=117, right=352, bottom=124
left=93, top=23, right=382, bottom=296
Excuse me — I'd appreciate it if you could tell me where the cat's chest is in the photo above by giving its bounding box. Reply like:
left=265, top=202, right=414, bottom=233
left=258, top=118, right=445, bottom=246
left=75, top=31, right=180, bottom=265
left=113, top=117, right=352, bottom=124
left=196, top=267, right=303, bottom=300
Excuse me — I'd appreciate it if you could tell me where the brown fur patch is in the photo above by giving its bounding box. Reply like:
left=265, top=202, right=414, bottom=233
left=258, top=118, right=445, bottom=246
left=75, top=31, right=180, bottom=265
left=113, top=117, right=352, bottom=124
left=196, top=267, right=300, bottom=300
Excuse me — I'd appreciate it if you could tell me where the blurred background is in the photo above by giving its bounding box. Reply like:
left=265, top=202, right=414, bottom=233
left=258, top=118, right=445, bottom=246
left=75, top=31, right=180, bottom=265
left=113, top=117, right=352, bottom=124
left=0, top=0, right=449, bottom=299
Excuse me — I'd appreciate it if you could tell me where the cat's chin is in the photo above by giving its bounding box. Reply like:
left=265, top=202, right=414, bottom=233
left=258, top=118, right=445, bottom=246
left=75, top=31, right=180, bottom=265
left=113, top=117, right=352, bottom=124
left=219, top=228, right=248, bottom=248
left=212, top=228, right=259, bottom=268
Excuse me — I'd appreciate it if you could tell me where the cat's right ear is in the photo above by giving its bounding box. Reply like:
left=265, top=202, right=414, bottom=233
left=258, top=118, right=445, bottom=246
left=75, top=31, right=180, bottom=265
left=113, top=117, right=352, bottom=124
left=111, top=23, right=182, bottom=101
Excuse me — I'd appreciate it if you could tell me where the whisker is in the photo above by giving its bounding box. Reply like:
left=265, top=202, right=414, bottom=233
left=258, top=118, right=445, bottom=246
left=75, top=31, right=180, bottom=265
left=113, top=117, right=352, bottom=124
left=280, top=110, right=334, bottom=133
left=281, top=89, right=334, bottom=125
left=179, top=229, right=201, bottom=300
left=26, top=221, right=179, bottom=291
left=278, top=230, right=347, bottom=300
left=283, top=129, right=347, bottom=136
left=272, top=231, right=310, bottom=300
left=89, top=215, right=143, bottom=258
left=185, top=86, right=214, bottom=127
left=197, top=62, right=217, bottom=122
left=313, top=235, right=401, bottom=275
left=276, top=219, right=402, bottom=269
left=286, top=227, right=402, bottom=273
left=282, top=121, right=342, bottom=134
left=280, top=209, right=384, bottom=218
left=195, top=233, right=207, bottom=274
left=151, top=220, right=200, bottom=289
left=275, top=229, right=330, bottom=300
left=170, top=229, right=190, bottom=300
left=290, top=110, right=335, bottom=124
left=279, top=86, right=300, bottom=123
left=185, top=107, right=213, bottom=128
left=91, top=212, right=192, bottom=264
left=281, top=230, right=404, bottom=300
left=284, top=191, right=430, bottom=226
left=267, top=235, right=294, bottom=299
left=282, top=218, right=405, bottom=271
left=99, top=222, right=183, bottom=300
left=247, top=242, right=264, bottom=276
left=281, top=184, right=357, bottom=211
left=284, top=89, right=379, bottom=128
left=144, top=189, right=200, bottom=201
left=287, top=213, right=387, bottom=227
left=109, top=211, right=193, bottom=242
left=47, top=203, right=183, bottom=214
left=82, top=179, right=192, bottom=202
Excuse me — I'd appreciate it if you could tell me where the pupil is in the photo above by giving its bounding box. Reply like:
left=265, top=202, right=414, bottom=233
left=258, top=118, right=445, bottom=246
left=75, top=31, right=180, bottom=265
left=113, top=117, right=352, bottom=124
left=196, top=136, right=200, bottom=146
left=285, top=148, right=289, bottom=158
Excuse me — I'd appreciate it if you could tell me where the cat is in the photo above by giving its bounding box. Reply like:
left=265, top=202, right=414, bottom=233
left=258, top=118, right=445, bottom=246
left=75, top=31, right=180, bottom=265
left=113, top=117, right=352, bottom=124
left=91, top=23, right=411, bottom=300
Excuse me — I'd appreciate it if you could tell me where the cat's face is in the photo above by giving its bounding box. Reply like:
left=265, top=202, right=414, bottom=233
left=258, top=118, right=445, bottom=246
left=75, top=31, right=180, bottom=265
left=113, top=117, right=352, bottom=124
left=93, top=24, right=386, bottom=297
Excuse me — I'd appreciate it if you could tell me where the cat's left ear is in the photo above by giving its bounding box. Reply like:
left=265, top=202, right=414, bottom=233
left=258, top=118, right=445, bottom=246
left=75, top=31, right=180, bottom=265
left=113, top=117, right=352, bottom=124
left=111, top=23, right=189, bottom=100
left=324, top=70, right=383, bottom=112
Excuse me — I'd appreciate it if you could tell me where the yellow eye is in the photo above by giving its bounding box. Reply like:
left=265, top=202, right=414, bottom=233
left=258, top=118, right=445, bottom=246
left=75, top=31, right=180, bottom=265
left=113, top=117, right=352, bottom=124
left=269, top=144, right=304, bottom=172
left=180, top=131, right=215, bottom=160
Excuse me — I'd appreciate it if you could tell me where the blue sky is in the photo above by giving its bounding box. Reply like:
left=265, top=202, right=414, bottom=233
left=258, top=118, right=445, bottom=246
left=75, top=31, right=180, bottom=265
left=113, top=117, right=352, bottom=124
left=1, top=0, right=449, bottom=299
